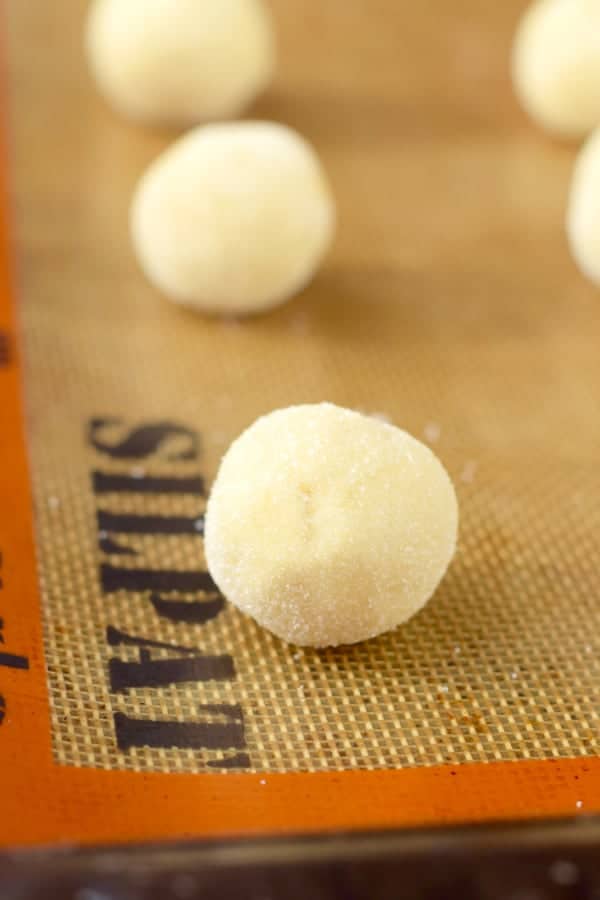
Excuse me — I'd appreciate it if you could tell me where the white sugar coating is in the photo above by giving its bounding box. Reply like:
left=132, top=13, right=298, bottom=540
left=567, top=127, right=600, bottom=286
left=512, top=0, right=600, bottom=138
left=131, top=121, right=336, bottom=316
left=204, top=404, right=459, bottom=647
left=423, top=421, right=441, bottom=444
left=85, top=0, right=275, bottom=126
left=460, top=460, right=478, bottom=484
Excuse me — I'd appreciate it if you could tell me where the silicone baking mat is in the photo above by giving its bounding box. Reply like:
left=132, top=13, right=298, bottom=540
left=0, top=0, right=599, bottom=847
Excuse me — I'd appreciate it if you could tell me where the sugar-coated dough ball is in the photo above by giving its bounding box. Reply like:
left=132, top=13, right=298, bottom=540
left=86, top=0, right=275, bottom=125
left=512, top=0, right=600, bottom=138
left=131, top=122, right=336, bottom=315
left=205, top=404, right=459, bottom=647
left=567, top=127, right=600, bottom=285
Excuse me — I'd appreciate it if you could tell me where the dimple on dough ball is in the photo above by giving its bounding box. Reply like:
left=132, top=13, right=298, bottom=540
left=86, top=0, right=275, bottom=125
left=512, top=0, right=600, bottom=138
left=205, top=404, right=459, bottom=648
left=131, top=122, right=336, bottom=315
left=567, top=127, right=600, bottom=285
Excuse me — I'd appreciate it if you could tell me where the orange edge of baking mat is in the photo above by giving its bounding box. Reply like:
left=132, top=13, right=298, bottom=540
left=0, top=65, right=599, bottom=853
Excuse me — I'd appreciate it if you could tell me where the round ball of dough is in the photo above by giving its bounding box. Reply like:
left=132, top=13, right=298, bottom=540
left=512, top=0, right=600, bottom=139
left=86, top=0, right=275, bottom=125
left=131, top=122, right=336, bottom=315
left=205, top=404, right=459, bottom=647
left=567, top=127, right=600, bottom=285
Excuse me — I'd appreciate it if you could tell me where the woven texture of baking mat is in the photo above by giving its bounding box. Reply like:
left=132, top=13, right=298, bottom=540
left=7, top=0, right=600, bottom=774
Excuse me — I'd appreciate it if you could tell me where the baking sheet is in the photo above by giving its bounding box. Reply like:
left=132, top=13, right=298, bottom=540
left=1, top=0, right=599, bottom=846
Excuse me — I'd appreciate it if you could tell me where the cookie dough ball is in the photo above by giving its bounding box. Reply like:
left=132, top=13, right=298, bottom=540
left=131, top=122, right=336, bottom=315
left=567, top=127, right=600, bottom=284
left=205, top=404, right=459, bottom=647
left=512, top=0, right=600, bottom=138
left=86, top=0, right=275, bottom=126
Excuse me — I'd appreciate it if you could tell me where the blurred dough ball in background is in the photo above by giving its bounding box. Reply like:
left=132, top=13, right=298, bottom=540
left=512, top=0, right=600, bottom=139
left=567, top=127, right=600, bottom=285
left=131, top=121, right=336, bottom=316
left=86, top=0, right=276, bottom=126
left=205, top=404, right=459, bottom=648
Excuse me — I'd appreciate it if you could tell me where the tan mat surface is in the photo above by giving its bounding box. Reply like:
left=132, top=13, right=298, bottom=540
left=6, top=0, right=600, bottom=776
